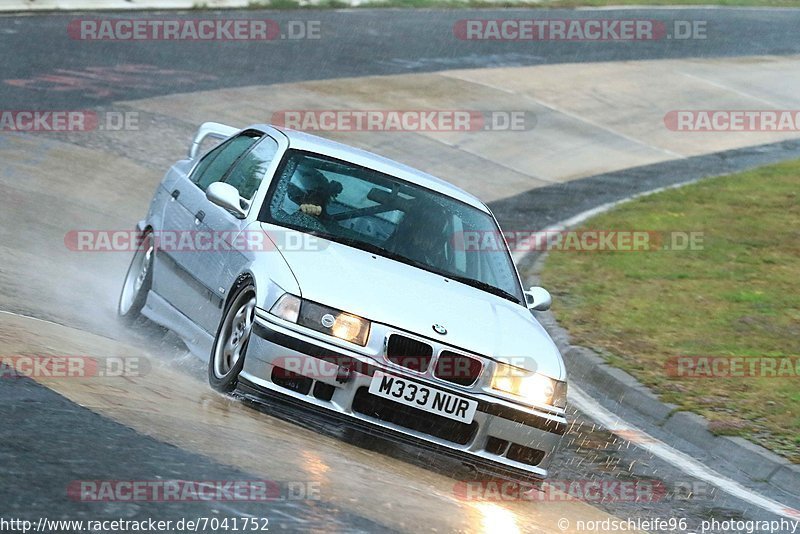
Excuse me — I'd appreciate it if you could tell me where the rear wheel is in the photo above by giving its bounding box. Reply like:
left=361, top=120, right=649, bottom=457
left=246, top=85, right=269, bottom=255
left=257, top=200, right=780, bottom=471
left=209, top=282, right=256, bottom=393
left=118, top=232, right=154, bottom=322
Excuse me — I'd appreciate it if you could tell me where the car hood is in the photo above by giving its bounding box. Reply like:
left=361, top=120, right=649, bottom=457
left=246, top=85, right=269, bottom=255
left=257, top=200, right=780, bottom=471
left=264, top=225, right=564, bottom=379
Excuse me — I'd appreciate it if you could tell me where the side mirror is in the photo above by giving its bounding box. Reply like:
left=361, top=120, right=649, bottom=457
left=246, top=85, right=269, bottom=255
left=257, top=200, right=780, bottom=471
left=524, top=286, right=552, bottom=311
left=207, top=182, right=246, bottom=219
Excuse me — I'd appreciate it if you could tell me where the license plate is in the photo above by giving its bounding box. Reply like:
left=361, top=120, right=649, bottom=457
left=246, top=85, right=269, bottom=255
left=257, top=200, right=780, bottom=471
left=368, top=371, right=478, bottom=424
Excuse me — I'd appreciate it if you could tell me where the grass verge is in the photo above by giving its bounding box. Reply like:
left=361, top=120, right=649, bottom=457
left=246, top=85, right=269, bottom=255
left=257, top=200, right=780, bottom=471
left=537, top=160, right=800, bottom=462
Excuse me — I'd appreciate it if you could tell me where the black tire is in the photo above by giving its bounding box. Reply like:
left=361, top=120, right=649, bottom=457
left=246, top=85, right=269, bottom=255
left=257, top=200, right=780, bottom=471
left=117, top=232, right=154, bottom=323
left=208, top=281, right=256, bottom=393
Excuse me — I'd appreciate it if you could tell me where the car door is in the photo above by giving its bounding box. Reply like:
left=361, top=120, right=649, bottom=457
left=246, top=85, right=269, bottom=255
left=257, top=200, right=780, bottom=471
left=154, top=130, right=261, bottom=327
left=190, top=133, right=280, bottom=334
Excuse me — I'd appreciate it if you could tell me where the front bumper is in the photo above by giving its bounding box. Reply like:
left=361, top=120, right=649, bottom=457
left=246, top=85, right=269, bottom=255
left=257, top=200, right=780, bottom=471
left=241, top=315, right=566, bottom=481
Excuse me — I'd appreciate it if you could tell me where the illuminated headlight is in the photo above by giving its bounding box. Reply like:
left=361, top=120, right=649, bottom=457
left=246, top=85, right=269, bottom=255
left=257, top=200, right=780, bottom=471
left=491, top=363, right=568, bottom=409
left=268, top=294, right=370, bottom=346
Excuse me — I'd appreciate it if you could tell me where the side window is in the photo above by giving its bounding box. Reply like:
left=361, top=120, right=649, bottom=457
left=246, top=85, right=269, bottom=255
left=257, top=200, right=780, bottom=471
left=224, top=136, right=279, bottom=200
left=190, top=133, right=260, bottom=192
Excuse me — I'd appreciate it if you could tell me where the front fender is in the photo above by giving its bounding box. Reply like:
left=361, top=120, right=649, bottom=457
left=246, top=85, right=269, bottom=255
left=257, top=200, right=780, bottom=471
left=219, top=222, right=302, bottom=314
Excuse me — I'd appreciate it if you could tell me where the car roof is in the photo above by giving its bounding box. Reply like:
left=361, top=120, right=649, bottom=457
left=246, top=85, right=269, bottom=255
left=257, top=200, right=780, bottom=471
left=252, top=124, right=489, bottom=213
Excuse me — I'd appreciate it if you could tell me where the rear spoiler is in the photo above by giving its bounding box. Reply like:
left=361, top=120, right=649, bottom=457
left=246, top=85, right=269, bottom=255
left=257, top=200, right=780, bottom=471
left=188, top=122, right=239, bottom=159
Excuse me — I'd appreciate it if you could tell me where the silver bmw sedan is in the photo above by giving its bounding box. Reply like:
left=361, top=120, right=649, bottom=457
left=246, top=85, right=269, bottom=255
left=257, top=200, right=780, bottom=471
left=119, top=122, right=567, bottom=482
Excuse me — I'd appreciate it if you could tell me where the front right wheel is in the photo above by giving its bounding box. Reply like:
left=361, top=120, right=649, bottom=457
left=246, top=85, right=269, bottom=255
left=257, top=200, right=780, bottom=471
left=208, top=282, right=256, bottom=393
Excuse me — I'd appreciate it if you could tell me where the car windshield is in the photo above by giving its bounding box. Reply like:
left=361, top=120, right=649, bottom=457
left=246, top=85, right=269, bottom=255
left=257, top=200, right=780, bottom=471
left=261, top=150, right=524, bottom=304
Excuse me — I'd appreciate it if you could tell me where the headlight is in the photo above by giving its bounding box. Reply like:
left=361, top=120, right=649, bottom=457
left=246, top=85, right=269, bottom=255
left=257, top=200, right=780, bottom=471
left=491, top=362, right=568, bottom=409
left=268, top=294, right=370, bottom=346
left=269, top=293, right=301, bottom=323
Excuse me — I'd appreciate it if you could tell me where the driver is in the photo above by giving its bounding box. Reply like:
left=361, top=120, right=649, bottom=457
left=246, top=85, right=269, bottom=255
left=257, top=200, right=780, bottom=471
left=390, top=200, right=449, bottom=270
left=294, top=166, right=343, bottom=218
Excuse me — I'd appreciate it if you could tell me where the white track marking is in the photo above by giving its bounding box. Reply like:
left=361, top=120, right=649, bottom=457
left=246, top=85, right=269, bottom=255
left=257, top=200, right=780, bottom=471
left=511, top=175, right=708, bottom=263
left=678, top=71, right=787, bottom=108
left=0, top=309, right=121, bottom=342
left=0, top=309, right=78, bottom=328
left=570, top=385, right=800, bottom=521
left=443, top=72, right=686, bottom=159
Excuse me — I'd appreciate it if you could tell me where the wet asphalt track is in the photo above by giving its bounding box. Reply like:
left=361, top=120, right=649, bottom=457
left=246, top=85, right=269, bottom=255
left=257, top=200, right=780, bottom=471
left=1, top=7, right=800, bottom=533
left=4, top=8, right=800, bottom=110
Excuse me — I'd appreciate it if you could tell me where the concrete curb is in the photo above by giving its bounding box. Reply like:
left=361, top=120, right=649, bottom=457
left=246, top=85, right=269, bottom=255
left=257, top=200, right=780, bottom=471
left=523, top=194, right=799, bottom=498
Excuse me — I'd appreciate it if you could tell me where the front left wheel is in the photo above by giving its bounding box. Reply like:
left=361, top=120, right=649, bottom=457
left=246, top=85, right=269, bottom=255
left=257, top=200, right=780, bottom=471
left=209, top=282, right=256, bottom=393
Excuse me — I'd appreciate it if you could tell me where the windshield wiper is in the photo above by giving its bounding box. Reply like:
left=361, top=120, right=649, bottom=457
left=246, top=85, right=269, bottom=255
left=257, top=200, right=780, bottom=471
left=331, top=236, right=392, bottom=257
left=443, top=274, right=521, bottom=304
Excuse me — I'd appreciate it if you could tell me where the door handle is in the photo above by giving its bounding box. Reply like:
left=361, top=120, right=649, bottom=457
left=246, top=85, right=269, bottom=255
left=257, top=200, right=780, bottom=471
left=195, top=210, right=205, bottom=224
left=171, top=189, right=180, bottom=200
